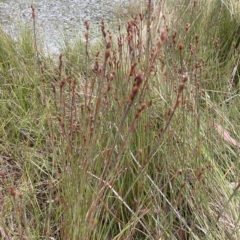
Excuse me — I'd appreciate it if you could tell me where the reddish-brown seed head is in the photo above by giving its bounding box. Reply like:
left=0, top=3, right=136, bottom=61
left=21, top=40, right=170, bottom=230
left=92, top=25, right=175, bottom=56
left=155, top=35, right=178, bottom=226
left=179, top=42, right=184, bottom=51
left=106, top=40, right=111, bottom=49
left=105, top=49, right=110, bottom=61
left=134, top=71, right=143, bottom=87
left=160, top=31, right=167, bottom=41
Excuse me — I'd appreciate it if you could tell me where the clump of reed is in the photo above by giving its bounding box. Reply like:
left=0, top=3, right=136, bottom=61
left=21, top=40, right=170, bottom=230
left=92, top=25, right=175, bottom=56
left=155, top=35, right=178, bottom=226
left=0, top=0, right=239, bottom=239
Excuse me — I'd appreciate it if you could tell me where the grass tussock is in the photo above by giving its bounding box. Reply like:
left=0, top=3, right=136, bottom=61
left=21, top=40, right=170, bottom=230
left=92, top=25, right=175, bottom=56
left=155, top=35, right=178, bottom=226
left=0, top=0, right=240, bottom=239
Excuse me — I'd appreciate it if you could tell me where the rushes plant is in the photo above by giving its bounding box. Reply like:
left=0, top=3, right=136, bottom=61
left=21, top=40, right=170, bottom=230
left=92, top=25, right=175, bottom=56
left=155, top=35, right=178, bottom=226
left=0, top=0, right=239, bottom=239
left=52, top=0, right=239, bottom=239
